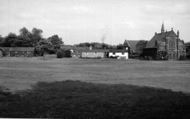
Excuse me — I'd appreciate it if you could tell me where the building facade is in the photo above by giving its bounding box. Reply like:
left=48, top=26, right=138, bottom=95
left=145, top=23, right=186, bottom=60
left=80, top=49, right=109, bottom=59
left=109, top=49, right=129, bottom=59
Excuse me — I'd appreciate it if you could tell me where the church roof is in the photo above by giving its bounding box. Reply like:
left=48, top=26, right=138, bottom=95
left=146, top=30, right=177, bottom=48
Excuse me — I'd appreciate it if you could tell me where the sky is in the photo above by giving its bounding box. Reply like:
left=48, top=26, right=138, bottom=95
left=0, top=0, right=190, bottom=45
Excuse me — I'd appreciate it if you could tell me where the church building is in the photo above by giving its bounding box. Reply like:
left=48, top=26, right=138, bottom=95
left=145, top=23, right=186, bottom=60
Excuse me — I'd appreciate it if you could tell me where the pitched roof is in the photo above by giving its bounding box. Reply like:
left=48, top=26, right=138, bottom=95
left=124, top=40, right=139, bottom=52
left=109, top=49, right=128, bottom=52
left=146, top=30, right=177, bottom=48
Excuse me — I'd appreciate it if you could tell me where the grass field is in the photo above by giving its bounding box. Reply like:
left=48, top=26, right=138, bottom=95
left=1, top=81, right=190, bottom=118
left=0, top=56, right=190, bottom=118
left=0, top=55, right=190, bottom=92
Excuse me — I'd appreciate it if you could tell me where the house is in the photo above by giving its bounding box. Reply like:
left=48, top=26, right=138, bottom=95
left=0, top=47, right=35, bottom=57
left=123, top=40, right=147, bottom=58
left=144, top=23, right=186, bottom=60
left=109, top=48, right=129, bottom=59
left=80, top=49, right=109, bottom=59
left=124, top=40, right=139, bottom=55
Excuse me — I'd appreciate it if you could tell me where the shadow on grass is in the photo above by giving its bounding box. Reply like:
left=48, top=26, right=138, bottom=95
left=0, top=80, right=190, bottom=118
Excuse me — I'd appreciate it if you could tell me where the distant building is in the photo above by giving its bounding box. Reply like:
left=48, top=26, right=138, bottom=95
left=61, top=45, right=89, bottom=57
left=124, top=40, right=147, bottom=58
left=0, top=47, right=34, bottom=57
left=124, top=40, right=139, bottom=55
left=185, top=42, right=190, bottom=59
left=109, top=48, right=129, bottom=59
left=144, top=23, right=186, bottom=60
left=80, top=49, right=109, bottom=59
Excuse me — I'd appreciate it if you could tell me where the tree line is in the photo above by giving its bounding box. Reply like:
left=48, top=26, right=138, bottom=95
left=74, top=42, right=127, bottom=50
left=0, top=27, right=63, bottom=55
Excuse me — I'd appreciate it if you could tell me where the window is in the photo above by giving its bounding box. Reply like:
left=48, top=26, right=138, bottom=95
left=169, top=40, right=175, bottom=49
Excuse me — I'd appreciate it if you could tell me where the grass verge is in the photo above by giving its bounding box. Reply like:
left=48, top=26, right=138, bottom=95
left=0, top=80, right=190, bottom=118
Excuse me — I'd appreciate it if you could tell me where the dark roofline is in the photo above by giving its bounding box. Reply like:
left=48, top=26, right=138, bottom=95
left=0, top=47, right=35, bottom=51
left=81, top=49, right=109, bottom=52
left=109, top=49, right=128, bottom=52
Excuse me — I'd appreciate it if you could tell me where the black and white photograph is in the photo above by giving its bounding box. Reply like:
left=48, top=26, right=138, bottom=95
left=0, top=0, right=190, bottom=118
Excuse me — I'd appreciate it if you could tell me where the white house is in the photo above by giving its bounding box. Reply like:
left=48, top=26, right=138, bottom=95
left=109, top=48, right=129, bottom=59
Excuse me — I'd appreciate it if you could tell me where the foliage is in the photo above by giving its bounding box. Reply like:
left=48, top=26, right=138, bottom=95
left=3, top=33, right=18, bottom=47
left=116, top=44, right=125, bottom=49
left=47, top=35, right=63, bottom=50
left=63, top=49, right=71, bottom=57
left=0, top=35, right=4, bottom=46
left=18, top=27, right=33, bottom=47
left=31, top=28, right=43, bottom=46
left=56, top=49, right=71, bottom=58
left=37, top=39, right=55, bottom=55
left=0, top=27, right=64, bottom=55
left=0, top=81, right=190, bottom=118
left=56, top=49, right=64, bottom=58
left=74, top=42, right=113, bottom=49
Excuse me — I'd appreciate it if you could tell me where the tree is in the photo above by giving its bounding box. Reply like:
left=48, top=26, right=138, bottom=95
left=0, top=35, right=4, bottom=47
left=31, top=28, right=43, bottom=46
left=56, top=49, right=71, bottom=58
left=3, top=33, right=18, bottom=47
left=35, top=39, right=54, bottom=56
left=47, top=35, right=63, bottom=49
left=19, top=27, right=32, bottom=41
left=116, top=44, right=124, bottom=49
left=18, top=27, right=33, bottom=47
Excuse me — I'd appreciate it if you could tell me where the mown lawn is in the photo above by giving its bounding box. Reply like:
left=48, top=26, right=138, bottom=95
left=0, top=57, right=190, bottom=118
left=0, top=56, right=190, bottom=92
left=0, top=80, right=190, bottom=118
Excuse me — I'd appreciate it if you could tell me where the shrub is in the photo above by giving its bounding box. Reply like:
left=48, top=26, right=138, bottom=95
left=63, top=50, right=71, bottom=57
left=56, top=49, right=71, bottom=58
left=56, top=49, right=64, bottom=58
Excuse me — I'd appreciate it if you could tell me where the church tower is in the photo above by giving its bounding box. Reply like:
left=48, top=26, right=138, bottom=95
left=161, top=22, right=165, bottom=33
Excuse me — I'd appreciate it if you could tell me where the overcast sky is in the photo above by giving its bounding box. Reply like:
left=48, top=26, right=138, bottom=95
left=0, top=0, right=190, bottom=44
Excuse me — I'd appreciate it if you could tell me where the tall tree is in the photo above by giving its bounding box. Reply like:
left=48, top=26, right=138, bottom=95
left=19, top=27, right=32, bottom=40
left=18, top=27, right=33, bottom=47
left=47, top=35, right=63, bottom=49
left=31, top=28, right=43, bottom=46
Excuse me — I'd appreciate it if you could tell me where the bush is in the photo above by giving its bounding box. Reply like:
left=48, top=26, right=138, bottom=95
left=56, top=49, right=71, bottom=58
left=63, top=50, right=71, bottom=57
left=56, top=49, right=64, bottom=58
